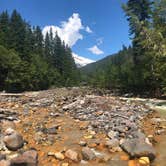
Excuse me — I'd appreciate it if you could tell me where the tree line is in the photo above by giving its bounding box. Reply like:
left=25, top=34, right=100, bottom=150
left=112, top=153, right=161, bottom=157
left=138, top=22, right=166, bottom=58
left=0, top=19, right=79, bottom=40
left=0, top=10, right=79, bottom=92
left=81, top=0, right=166, bottom=96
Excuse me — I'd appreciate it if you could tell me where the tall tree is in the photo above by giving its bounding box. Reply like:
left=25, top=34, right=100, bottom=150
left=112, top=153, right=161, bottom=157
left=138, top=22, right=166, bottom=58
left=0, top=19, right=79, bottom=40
left=33, top=26, right=43, bottom=56
left=9, top=10, right=27, bottom=58
left=123, top=0, right=153, bottom=90
left=0, top=11, right=10, bottom=48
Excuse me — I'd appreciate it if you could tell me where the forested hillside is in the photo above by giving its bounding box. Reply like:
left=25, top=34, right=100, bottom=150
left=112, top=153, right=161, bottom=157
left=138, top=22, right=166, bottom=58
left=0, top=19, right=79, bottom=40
left=0, top=10, right=79, bottom=92
left=81, top=0, right=166, bottom=96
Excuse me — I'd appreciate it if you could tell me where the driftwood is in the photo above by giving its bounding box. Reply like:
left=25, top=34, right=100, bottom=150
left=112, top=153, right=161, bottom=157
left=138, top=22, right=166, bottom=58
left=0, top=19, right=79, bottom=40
left=0, top=93, right=24, bottom=97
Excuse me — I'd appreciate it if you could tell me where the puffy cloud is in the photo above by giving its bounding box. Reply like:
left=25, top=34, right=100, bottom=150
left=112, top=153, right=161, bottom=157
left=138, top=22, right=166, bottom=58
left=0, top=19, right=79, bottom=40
left=88, top=45, right=104, bottom=55
left=42, top=13, right=83, bottom=47
left=85, top=26, right=93, bottom=33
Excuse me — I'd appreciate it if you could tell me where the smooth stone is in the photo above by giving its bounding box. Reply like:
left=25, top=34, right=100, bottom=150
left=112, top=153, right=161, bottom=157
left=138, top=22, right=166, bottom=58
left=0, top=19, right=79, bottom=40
left=54, top=152, right=65, bottom=160
left=3, top=128, right=24, bottom=151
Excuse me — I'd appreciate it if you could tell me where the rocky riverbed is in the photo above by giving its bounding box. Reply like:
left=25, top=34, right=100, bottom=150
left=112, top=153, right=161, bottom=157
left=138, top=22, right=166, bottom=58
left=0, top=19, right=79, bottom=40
left=0, top=87, right=165, bottom=166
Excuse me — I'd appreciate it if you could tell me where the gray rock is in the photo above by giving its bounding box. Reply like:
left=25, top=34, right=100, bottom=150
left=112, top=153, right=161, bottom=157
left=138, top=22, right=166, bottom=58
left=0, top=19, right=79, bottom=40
left=132, top=131, right=146, bottom=140
left=121, top=138, right=156, bottom=160
left=82, top=147, right=95, bottom=160
left=105, top=139, right=119, bottom=149
left=3, top=128, right=24, bottom=151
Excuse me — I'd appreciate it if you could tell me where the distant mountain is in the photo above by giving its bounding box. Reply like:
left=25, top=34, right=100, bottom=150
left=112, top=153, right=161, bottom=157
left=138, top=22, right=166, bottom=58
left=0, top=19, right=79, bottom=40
left=72, top=53, right=95, bottom=68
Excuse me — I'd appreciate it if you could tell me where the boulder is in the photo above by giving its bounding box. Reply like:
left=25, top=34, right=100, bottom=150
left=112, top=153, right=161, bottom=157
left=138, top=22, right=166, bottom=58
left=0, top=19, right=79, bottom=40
left=81, top=147, right=95, bottom=160
left=121, top=139, right=156, bottom=160
left=3, top=128, right=24, bottom=151
left=10, top=149, right=38, bottom=166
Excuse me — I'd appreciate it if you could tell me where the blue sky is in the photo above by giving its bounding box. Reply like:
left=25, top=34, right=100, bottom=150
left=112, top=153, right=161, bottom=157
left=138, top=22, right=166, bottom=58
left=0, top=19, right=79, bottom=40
left=0, top=0, right=131, bottom=61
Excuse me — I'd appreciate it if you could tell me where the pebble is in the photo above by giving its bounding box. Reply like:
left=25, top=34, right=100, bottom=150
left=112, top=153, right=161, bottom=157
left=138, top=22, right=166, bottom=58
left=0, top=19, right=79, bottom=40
left=82, top=147, right=95, bottom=160
left=54, top=152, right=65, bottom=160
left=139, top=157, right=150, bottom=165
left=65, top=149, right=79, bottom=162
left=79, top=141, right=87, bottom=146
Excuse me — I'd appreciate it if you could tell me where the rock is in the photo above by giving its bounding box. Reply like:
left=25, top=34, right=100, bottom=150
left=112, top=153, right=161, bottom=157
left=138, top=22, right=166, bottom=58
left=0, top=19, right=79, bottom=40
left=42, top=125, right=59, bottom=134
left=81, top=147, right=95, bottom=160
left=47, top=152, right=54, bottom=156
left=121, top=139, right=156, bottom=160
left=151, top=118, right=162, bottom=124
left=139, top=157, right=150, bottom=165
left=61, top=163, right=69, bottom=166
left=7, top=154, right=19, bottom=160
left=79, top=141, right=87, bottom=146
left=132, top=131, right=146, bottom=141
left=105, top=139, right=119, bottom=148
left=65, top=149, right=79, bottom=162
left=1, top=121, right=16, bottom=132
left=107, top=130, right=118, bottom=139
left=10, top=149, right=38, bottom=166
left=0, top=160, right=11, bottom=166
left=155, top=129, right=165, bottom=135
left=3, top=128, right=24, bottom=151
left=54, top=152, right=65, bottom=160
left=0, top=154, right=6, bottom=161
left=109, top=146, right=122, bottom=153
left=46, top=126, right=58, bottom=134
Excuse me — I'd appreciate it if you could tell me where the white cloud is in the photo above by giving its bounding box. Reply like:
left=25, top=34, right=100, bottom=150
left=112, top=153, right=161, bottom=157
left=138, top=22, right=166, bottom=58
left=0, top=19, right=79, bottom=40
left=88, top=45, right=104, bottom=55
left=42, top=13, right=83, bottom=47
left=72, top=52, right=95, bottom=67
left=85, top=26, right=93, bottom=33
left=96, top=37, right=103, bottom=45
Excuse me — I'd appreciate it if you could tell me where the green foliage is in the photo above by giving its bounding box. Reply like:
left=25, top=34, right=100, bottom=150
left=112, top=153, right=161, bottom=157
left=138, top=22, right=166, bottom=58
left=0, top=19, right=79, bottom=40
left=0, top=10, right=79, bottom=92
left=82, top=0, right=165, bottom=96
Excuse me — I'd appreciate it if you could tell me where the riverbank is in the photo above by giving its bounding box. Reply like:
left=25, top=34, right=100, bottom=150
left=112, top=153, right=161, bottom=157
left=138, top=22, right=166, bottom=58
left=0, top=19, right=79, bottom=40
left=0, top=87, right=165, bottom=166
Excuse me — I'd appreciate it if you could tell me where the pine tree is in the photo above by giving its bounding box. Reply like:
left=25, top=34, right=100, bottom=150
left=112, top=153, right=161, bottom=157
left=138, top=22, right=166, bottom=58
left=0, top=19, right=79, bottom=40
left=33, top=26, right=43, bottom=56
left=123, top=0, right=153, bottom=90
left=9, top=10, right=27, bottom=57
left=0, top=11, right=10, bottom=48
